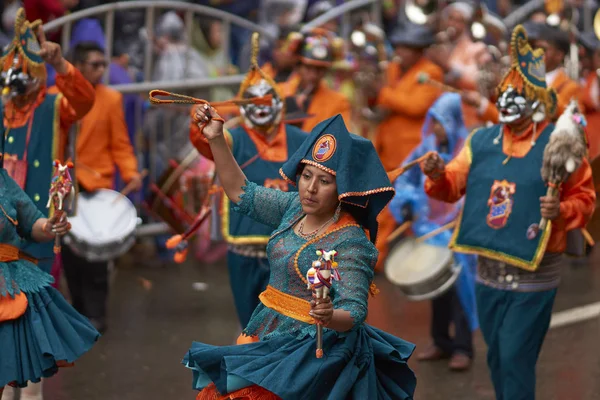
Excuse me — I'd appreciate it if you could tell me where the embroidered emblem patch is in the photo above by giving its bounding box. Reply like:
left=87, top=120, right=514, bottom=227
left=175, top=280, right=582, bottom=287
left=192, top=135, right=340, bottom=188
left=312, top=134, right=336, bottom=162
left=486, top=180, right=516, bottom=229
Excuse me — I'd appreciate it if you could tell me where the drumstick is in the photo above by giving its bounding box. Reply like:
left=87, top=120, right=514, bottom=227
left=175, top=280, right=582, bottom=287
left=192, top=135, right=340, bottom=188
left=387, top=151, right=436, bottom=182
left=582, top=227, right=595, bottom=247
left=417, top=73, right=462, bottom=94
left=113, top=170, right=148, bottom=203
left=74, top=162, right=101, bottom=178
left=386, top=221, right=412, bottom=243
left=415, top=220, right=457, bottom=243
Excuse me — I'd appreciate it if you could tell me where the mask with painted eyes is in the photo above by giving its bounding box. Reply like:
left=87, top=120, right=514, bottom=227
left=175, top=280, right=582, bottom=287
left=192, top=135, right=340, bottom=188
left=0, top=58, right=41, bottom=105
left=496, top=85, right=540, bottom=126
left=240, top=79, right=283, bottom=129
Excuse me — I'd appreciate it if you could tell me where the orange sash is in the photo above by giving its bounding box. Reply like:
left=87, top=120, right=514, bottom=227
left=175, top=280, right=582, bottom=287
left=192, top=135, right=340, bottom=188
left=259, top=285, right=314, bottom=324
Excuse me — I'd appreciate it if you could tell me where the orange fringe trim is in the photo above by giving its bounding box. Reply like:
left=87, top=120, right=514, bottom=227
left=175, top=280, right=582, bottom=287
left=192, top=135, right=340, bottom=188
left=197, top=383, right=281, bottom=400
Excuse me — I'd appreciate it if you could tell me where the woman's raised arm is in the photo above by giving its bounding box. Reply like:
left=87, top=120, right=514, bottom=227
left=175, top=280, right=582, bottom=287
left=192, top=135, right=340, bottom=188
left=194, top=104, right=246, bottom=204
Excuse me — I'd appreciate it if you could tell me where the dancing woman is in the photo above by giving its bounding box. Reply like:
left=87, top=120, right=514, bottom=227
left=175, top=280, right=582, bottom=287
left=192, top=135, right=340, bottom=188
left=184, top=108, right=416, bottom=399
left=0, top=169, right=99, bottom=395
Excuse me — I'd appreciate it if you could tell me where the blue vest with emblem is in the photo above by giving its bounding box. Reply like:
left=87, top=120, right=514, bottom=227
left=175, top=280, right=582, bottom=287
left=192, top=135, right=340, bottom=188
left=223, top=124, right=306, bottom=246
left=450, top=123, right=553, bottom=271
left=0, top=94, right=62, bottom=260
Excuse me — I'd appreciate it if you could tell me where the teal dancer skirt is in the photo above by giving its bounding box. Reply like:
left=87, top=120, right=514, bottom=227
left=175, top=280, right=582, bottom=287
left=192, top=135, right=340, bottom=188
left=0, top=286, right=100, bottom=388
left=183, top=324, right=416, bottom=400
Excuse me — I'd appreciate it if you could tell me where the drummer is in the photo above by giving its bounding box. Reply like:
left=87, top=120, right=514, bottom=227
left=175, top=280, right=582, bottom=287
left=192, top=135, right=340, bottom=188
left=421, top=25, right=595, bottom=399
left=389, top=92, right=477, bottom=371
left=49, top=41, right=142, bottom=334
left=189, top=33, right=308, bottom=330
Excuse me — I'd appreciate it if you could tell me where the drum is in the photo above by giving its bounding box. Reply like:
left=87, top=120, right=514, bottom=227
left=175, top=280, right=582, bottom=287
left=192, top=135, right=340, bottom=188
left=64, top=189, right=140, bottom=262
left=384, top=238, right=462, bottom=301
left=145, top=150, right=214, bottom=234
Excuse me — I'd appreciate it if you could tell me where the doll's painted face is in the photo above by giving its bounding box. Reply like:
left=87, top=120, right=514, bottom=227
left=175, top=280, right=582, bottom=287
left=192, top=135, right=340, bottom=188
left=298, top=164, right=339, bottom=218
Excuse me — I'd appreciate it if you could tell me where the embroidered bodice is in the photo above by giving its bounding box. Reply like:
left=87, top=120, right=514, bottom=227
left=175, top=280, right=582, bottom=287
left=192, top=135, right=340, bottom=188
left=236, top=181, right=378, bottom=340
left=0, top=169, right=51, bottom=297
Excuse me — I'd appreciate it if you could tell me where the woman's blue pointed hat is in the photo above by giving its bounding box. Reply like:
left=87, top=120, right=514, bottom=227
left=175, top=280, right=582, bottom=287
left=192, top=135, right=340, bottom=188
left=280, top=114, right=394, bottom=243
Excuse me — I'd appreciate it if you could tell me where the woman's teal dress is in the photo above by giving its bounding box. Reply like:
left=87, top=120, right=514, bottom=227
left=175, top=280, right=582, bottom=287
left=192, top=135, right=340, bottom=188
left=183, top=182, right=416, bottom=399
left=0, top=169, right=99, bottom=388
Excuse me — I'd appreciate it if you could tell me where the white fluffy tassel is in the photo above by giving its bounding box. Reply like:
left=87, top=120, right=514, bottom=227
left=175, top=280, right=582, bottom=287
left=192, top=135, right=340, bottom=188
left=566, top=158, right=576, bottom=173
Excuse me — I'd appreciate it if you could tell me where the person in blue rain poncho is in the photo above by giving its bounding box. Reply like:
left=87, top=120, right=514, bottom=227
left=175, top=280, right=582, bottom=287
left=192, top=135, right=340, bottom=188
left=389, top=92, right=478, bottom=371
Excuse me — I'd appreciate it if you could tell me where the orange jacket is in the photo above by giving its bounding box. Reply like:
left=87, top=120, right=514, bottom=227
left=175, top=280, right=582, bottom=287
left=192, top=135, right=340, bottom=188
left=580, top=72, right=600, bottom=160
left=279, top=78, right=351, bottom=133
left=550, top=69, right=581, bottom=117
left=49, top=84, right=138, bottom=191
left=4, top=62, right=95, bottom=159
left=424, top=122, right=596, bottom=254
left=374, top=58, right=443, bottom=171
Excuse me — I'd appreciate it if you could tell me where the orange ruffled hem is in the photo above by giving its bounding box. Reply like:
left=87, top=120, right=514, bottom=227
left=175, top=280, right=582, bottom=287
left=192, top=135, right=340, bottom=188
left=196, top=383, right=281, bottom=400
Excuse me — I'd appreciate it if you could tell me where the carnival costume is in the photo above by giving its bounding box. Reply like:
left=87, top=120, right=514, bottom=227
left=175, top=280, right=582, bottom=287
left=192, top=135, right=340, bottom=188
left=279, top=28, right=352, bottom=133
left=0, top=8, right=95, bottom=276
left=425, top=25, right=595, bottom=400
left=0, top=168, right=99, bottom=388
left=184, top=114, right=416, bottom=400
left=389, top=93, right=478, bottom=359
left=190, top=33, right=307, bottom=328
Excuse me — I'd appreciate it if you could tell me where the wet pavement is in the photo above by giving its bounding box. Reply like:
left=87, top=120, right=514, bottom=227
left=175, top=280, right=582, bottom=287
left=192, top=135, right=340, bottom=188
left=42, top=243, right=600, bottom=400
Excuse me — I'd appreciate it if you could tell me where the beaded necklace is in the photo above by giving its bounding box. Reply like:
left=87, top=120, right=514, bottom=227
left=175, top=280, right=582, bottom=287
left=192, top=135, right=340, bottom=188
left=297, top=215, right=335, bottom=240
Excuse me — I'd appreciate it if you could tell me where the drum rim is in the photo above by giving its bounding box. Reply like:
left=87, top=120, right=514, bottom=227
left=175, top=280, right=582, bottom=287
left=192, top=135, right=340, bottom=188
left=68, top=188, right=138, bottom=242
left=401, top=263, right=462, bottom=302
left=384, top=238, right=453, bottom=285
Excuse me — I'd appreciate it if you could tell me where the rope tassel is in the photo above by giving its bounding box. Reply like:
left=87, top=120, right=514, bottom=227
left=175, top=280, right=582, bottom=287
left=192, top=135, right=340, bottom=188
left=148, top=90, right=273, bottom=107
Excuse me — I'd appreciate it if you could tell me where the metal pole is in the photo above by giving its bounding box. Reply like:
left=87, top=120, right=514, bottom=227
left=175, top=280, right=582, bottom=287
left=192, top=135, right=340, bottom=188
left=60, top=21, right=72, bottom=55
left=111, top=74, right=246, bottom=94
left=222, top=19, right=231, bottom=83
left=184, top=9, right=195, bottom=78
left=103, top=9, right=115, bottom=85
left=43, top=1, right=275, bottom=40
left=302, top=0, right=376, bottom=32
left=144, top=6, right=155, bottom=82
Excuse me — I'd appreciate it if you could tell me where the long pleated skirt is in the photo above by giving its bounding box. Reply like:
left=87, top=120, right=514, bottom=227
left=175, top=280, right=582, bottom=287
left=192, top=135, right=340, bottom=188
left=183, top=324, right=416, bottom=400
left=0, top=286, right=100, bottom=388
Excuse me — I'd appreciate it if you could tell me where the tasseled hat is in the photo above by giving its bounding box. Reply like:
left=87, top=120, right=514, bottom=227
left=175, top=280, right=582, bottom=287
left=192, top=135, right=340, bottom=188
left=1, top=8, right=46, bottom=80
left=237, top=32, right=282, bottom=100
left=280, top=114, right=394, bottom=243
left=285, top=28, right=344, bottom=67
left=497, top=24, right=557, bottom=118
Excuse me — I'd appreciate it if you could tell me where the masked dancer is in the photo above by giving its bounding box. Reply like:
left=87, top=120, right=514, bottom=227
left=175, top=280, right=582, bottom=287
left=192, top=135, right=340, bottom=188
left=279, top=28, right=351, bottom=132
left=390, top=92, right=478, bottom=372
left=0, top=8, right=94, bottom=276
left=189, top=33, right=308, bottom=329
left=421, top=25, right=595, bottom=400
left=184, top=109, right=416, bottom=399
